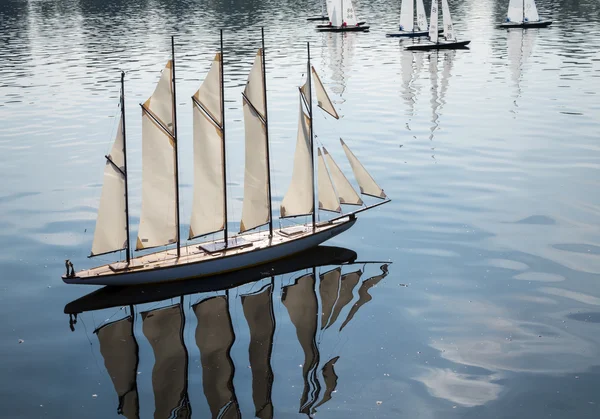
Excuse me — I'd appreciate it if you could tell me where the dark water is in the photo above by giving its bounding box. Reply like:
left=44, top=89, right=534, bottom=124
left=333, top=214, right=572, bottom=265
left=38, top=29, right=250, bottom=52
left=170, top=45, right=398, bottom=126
left=1, top=0, right=600, bottom=417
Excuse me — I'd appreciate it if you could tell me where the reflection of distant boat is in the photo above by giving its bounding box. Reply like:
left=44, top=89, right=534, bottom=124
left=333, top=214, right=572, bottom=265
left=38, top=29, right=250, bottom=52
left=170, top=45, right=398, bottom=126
left=428, top=50, right=456, bottom=159
left=400, top=51, right=424, bottom=116
left=406, top=0, right=470, bottom=51
left=498, top=0, right=552, bottom=28
left=325, top=32, right=356, bottom=100
left=507, top=28, right=536, bottom=105
left=73, top=247, right=390, bottom=418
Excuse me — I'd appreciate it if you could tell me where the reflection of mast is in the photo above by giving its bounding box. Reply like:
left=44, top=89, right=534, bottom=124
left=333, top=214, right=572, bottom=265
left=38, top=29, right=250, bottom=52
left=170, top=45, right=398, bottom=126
left=141, top=303, right=191, bottom=419
left=340, top=265, right=389, bottom=331
left=326, top=32, right=356, bottom=101
left=95, top=315, right=140, bottom=419
left=193, top=295, right=240, bottom=419
left=428, top=51, right=455, bottom=160
left=507, top=29, right=536, bottom=109
left=241, top=283, right=276, bottom=419
left=282, top=272, right=321, bottom=414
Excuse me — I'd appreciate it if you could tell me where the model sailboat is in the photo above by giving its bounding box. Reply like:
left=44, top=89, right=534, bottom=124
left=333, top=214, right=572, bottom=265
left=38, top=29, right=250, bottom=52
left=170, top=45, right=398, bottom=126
left=317, top=0, right=370, bottom=32
left=499, top=0, right=552, bottom=28
left=62, top=31, right=389, bottom=286
left=386, top=0, right=439, bottom=38
left=405, top=0, right=470, bottom=50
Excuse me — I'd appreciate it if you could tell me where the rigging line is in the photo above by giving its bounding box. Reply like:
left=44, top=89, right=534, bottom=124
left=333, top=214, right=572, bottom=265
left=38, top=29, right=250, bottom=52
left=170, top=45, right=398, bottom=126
left=79, top=316, right=105, bottom=377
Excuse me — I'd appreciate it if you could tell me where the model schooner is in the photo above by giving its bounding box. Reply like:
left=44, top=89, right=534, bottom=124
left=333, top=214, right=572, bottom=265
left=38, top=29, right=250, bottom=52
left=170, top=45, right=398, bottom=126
left=62, top=30, right=389, bottom=286
left=405, top=0, right=470, bottom=50
left=498, top=0, right=552, bottom=28
left=316, top=0, right=370, bottom=32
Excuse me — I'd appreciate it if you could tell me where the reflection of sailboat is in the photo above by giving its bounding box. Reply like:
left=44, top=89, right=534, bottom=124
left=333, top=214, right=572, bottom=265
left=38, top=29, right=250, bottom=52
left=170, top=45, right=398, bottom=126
left=71, top=246, right=390, bottom=418
left=406, top=0, right=470, bottom=50
left=427, top=50, right=455, bottom=161
left=325, top=32, right=356, bottom=100
left=499, top=0, right=552, bottom=28
left=141, top=304, right=191, bottom=418
left=507, top=29, right=536, bottom=107
left=400, top=51, right=424, bottom=116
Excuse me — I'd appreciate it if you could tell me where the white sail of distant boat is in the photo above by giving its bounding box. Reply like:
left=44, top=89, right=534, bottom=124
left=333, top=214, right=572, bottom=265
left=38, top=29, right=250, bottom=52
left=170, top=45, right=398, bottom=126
left=282, top=273, right=321, bottom=413
left=400, top=0, right=415, bottom=31
left=416, top=0, right=428, bottom=30
left=141, top=304, right=191, bottom=419
left=189, top=53, right=225, bottom=239
left=340, top=265, right=388, bottom=331
left=241, top=284, right=275, bottom=419
left=507, top=0, right=540, bottom=23
left=441, top=0, right=455, bottom=41
left=194, top=296, right=240, bottom=419
left=137, top=61, right=178, bottom=251
left=95, top=317, right=139, bottom=419
left=429, top=0, right=439, bottom=43
left=91, top=116, right=127, bottom=257
left=524, top=0, right=540, bottom=21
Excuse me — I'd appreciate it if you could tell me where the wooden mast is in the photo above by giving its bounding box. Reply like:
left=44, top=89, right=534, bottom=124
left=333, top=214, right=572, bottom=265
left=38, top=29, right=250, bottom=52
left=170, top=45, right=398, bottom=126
left=171, top=35, right=181, bottom=258
left=261, top=27, right=274, bottom=238
left=307, top=42, right=316, bottom=232
left=121, top=71, right=131, bottom=264
left=220, top=29, right=228, bottom=247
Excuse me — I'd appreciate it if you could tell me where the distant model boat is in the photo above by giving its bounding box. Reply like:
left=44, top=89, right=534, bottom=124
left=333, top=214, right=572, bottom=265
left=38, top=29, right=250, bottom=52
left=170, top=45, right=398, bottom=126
left=317, top=0, right=370, bottom=32
left=62, top=30, right=389, bottom=286
left=405, top=0, right=470, bottom=50
left=498, top=0, right=552, bottom=28
left=386, top=0, right=442, bottom=38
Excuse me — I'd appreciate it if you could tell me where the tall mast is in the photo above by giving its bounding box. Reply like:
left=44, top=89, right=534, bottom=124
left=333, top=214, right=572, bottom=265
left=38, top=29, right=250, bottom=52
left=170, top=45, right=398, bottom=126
left=171, top=35, right=181, bottom=257
left=307, top=42, right=316, bottom=232
left=220, top=29, right=228, bottom=246
left=121, top=71, right=131, bottom=264
left=261, top=27, right=274, bottom=237
left=522, top=0, right=525, bottom=23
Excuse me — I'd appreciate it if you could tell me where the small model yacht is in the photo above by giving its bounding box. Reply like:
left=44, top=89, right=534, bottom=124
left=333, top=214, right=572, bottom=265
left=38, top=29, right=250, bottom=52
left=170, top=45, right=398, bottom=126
left=405, top=0, right=470, bottom=50
left=499, top=0, right=552, bottom=28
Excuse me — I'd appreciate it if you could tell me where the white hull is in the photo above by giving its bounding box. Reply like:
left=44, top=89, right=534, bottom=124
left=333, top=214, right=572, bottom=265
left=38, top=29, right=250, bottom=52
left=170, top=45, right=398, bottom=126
left=63, top=217, right=356, bottom=286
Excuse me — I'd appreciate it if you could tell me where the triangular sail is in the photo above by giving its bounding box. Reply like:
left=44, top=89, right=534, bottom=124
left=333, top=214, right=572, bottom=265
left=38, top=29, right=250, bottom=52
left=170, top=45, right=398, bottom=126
left=524, top=0, right=539, bottom=22
left=241, top=49, right=270, bottom=232
left=91, top=117, right=127, bottom=256
left=194, top=296, right=241, bottom=419
left=241, top=284, right=275, bottom=419
left=282, top=274, right=321, bottom=414
left=329, top=0, right=342, bottom=26
left=317, top=149, right=342, bottom=213
left=340, top=139, right=386, bottom=199
left=95, top=317, right=140, bottom=419
left=141, top=304, right=191, bottom=419
left=340, top=265, right=388, bottom=331
left=189, top=53, right=225, bottom=239
left=311, top=67, right=339, bottom=119
left=429, top=0, right=439, bottom=43
left=311, top=356, right=340, bottom=412
left=507, top=0, right=523, bottom=22
left=280, top=101, right=314, bottom=218
left=137, top=62, right=178, bottom=250
left=319, top=268, right=341, bottom=329
left=399, top=0, right=414, bottom=32
left=326, top=270, right=361, bottom=329
left=322, top=148, right=362, bottom=206
left=416, top=0, right=428, bottom=31
left=441, top=0, right=455, bottom=41
left=343, top=0, right=358, bottom=26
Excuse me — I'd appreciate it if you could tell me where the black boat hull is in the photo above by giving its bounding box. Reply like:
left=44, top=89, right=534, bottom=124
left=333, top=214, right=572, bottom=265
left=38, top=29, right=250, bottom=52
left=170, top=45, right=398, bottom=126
left=498, top=20, right=552, bottom=28
left=386, top=29, right=444, bottom=38
left=317, top=25, right=370, bottom=32
left=307, top=16, right=329, bottom=21
left=405, top=40, right=471, bottom=50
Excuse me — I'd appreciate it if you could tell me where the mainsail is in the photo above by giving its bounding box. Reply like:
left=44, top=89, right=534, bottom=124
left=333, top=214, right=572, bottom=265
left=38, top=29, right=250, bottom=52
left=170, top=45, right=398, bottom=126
left=322, top=148, right=363, bottom=206
left=282, top=273, right=321, bottom=413
left=416, top=0, right=428, bottom=31
left=506, top=0, right=523, bottom=22
left=441, top=0, right=455, bottom=41
left=190, top=53, right=225, bottom=239
left=311, top=67, right=339, bottom=119
left=340, top=139, right=387, bottom=199
left=194, top=296, right=240, bottom=419
left=343, top=0, right=359, bottom=26
left=524, top=0, right=539, bottom=22
left=399, top=0, right=414, bottom=32
left=319, top=268, right=342, bottom=329
left=317, top=149, right=342, bottom=213
left=95, top=317, right=139, bottom=419
left=340, top=265, right=388, bottom=331
left=241, top=49, right=271, bottom=232
left=241, top=284, right=275, bottom=419
left=91, top=116, right=127, bottom=256
left=429, top=0, right=439, bottom=43
left=141, top=304, right=191, bottom=419
left=137, top=61, right=178, bottom=250
left=280, top=101, right=314, bottom=218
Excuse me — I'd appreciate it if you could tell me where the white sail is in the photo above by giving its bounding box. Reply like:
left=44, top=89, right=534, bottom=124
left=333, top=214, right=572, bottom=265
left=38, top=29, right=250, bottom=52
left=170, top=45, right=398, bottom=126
left=340, top=139, right=386, bottom=199
left=330, top=0, right=342, bottom=27
left=91, top=117, right=127, bottom=256
left=317, top=149, right=341, bottom=213
left=319, top=268, right=341, bottom=329
left=524, top=0, right=539, bottom=22
left=241, top=49, right=270, bottom=232
left=326, top=0, right=334, bottom=17
left=322, top=148, right=362, bottom=206
left=429, top=0, right=439, bottom=43
left=507, top=0, right=523, bottom=22
left=312, top=67, right=339, bottom=119
left=137, top=61, right=177, bottom=250
left=141, top=304, right=190, bottom=419
left=280, top=101, right=313, bottom=218
left=95, top=317, right=139, bottom=419
left=416, top=0, right=428, bottom=31
left=343, top=0, right=359, bottom=26
left=441, top=0, right=455, bottom=41
left=399, top=0, right=414, bottom=32
left=190, top=53, right=225, bottom=239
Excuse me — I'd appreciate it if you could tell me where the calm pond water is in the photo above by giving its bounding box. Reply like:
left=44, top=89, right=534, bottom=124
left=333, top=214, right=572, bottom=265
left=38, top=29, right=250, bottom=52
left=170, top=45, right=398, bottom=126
left=1, top=0, right=600, bottom=417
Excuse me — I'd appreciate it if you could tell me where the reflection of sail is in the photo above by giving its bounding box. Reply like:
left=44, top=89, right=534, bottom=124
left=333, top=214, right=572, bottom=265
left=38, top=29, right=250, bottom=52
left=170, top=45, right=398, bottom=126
left=282, top=273, right=321, bottom=413
left=400, top=52, right=424, bottom=116
left=193, top=296, right=240, bottom=419
left=241, top=284, right=275, bottom=419
left=340, top=265, right=388, bottom=331
left=141, top=304, right=191, bottom=419
left=507, top=29, right=536, bottom=104
left=312, top=356, right=340, bottom=411
left=428, top=51, right=455, bottom=159
left=95, top=316, right=139, bottom=419
left=319, top=268, right=341, bottom=329
left=326, top=32, right=356, bottom=99
left=326, top=270, right=361, bottom=329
